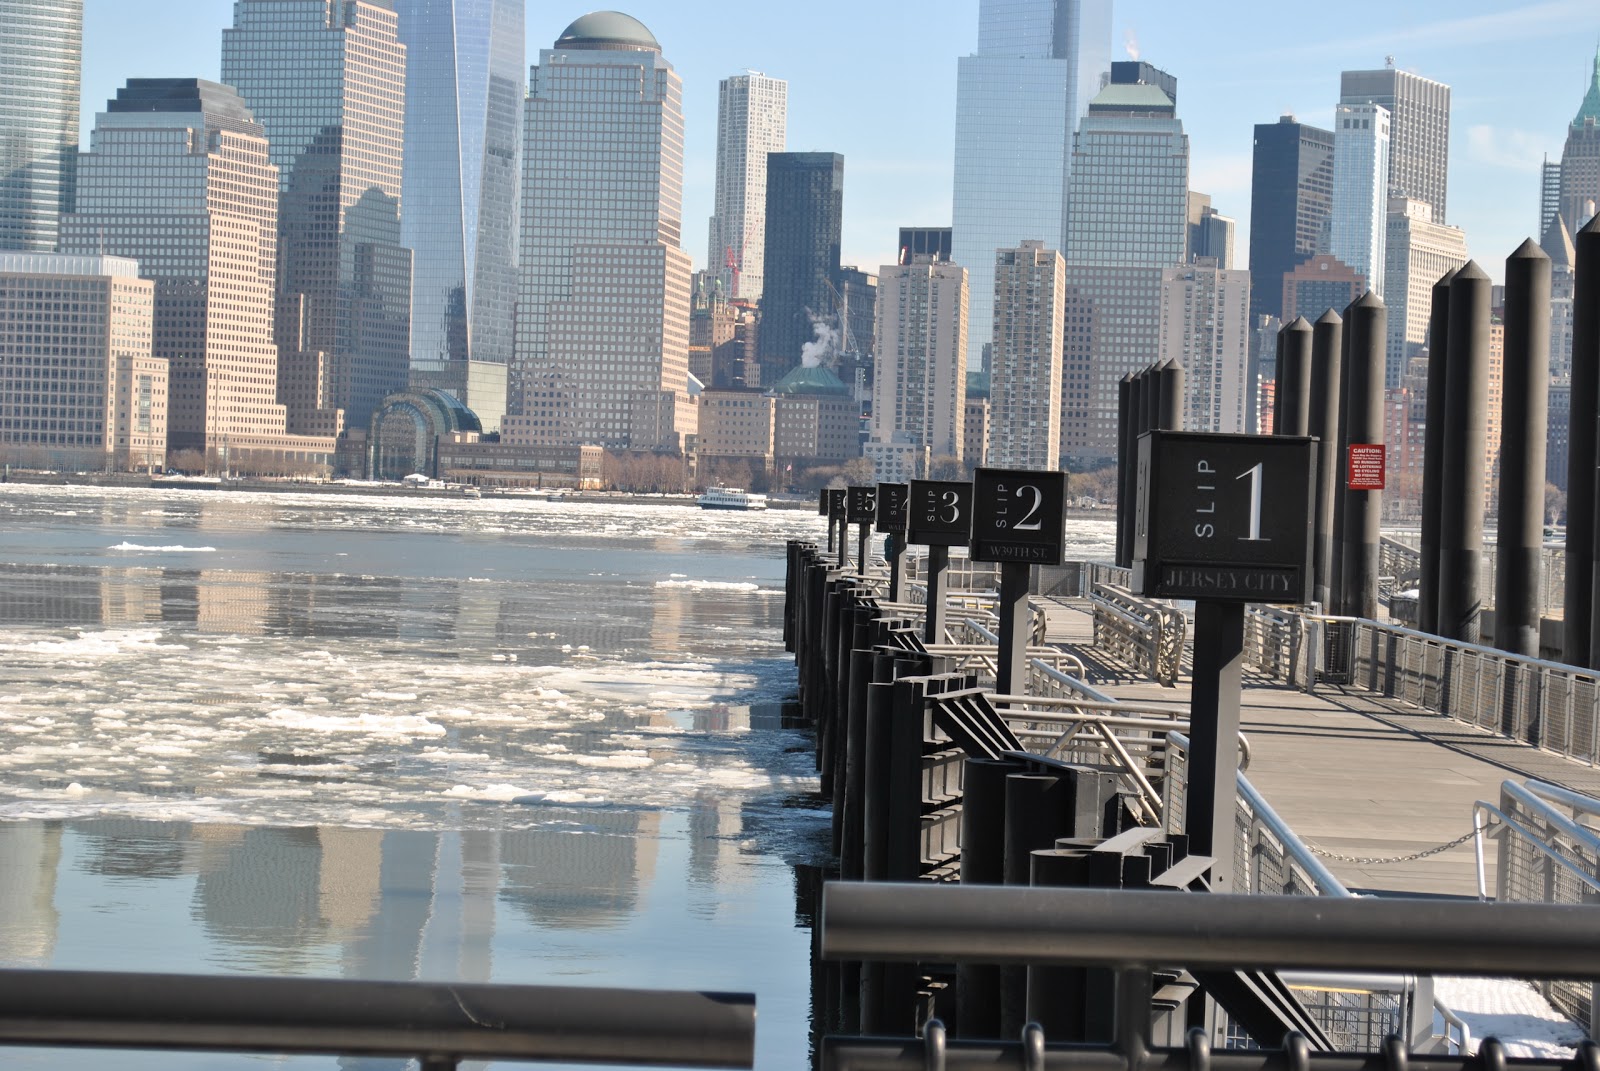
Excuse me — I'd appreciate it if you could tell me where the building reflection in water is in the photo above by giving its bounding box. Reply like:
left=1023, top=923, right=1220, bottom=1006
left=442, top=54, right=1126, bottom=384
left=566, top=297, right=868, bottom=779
left=0, top=821, right=61, bottom=964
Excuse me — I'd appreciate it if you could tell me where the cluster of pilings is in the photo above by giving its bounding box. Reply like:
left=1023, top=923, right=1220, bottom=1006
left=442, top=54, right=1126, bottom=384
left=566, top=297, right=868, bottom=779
left=1115, top=361, right=1183, bottom=567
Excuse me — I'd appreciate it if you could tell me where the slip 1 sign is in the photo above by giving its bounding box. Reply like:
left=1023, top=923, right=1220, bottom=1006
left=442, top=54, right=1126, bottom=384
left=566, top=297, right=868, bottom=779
left=970, top=468, right=1066, bottom=564
left=874, top=482, right=909, bottom=534
left=907, top=479, right=972, bottom=547
left=846, top=485, right=877, bottom=524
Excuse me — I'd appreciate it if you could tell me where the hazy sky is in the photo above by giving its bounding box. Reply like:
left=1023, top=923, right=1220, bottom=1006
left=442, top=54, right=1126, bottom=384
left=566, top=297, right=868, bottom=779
left=81, top=1, right=1600, bottom=285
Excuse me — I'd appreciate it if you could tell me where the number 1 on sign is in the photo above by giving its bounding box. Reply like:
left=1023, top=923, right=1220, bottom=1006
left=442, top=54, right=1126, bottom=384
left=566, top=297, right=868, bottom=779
left=1236, top=462, right=1267, bottom=542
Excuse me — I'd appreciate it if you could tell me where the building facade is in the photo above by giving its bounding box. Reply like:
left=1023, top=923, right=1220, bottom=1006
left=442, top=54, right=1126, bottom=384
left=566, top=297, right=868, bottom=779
left=221, top=0, right=412, bottom=434
left=0, top=253, right=163, bottom=472
left=706, top=72, right=786, bottom=302
left=1330, top=102, right=1391, bottom=298
left=951, top=0, right=1111, bottom=372
left=512, top=12, right=693, bottom=452
left=1558, top=48, right=1600, bottom=235
left=1542, top=213, right=1577, bottom=381
left=1340, top=65, right=1451, bottom=223
left=1382, top=197, right=1467, bottom=389
left=61, top=79, right=336, bottom=474
left=1157, top=259, right=1251, bottom=434
left=393, top=0, right=524, bottom=431
left=1281, top=254, right=1366, bottom=323
left=696, top=387, right=775, bottom=473
left=870, top=255, right=968, bottom=463
left=0, top=0, right=81, bottom=252
left=1247, top=116, right=1334, bottom=324
left=758, top=152, right=843, bottom=380
left=987, top=241, right=1064, bottom=470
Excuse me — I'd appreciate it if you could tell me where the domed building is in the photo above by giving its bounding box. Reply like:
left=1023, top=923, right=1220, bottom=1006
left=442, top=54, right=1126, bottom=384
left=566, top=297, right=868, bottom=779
left=368, top=389, right=482, bottom=480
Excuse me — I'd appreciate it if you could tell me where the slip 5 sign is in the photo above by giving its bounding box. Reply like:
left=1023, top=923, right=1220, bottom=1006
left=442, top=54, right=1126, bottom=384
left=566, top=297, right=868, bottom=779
left=1132, top=431, right=1316, bottom=604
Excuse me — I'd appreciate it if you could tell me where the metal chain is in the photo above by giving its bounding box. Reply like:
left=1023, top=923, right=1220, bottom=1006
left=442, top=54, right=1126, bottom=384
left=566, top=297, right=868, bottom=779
left=1302, top=827, right=1479, bottom=865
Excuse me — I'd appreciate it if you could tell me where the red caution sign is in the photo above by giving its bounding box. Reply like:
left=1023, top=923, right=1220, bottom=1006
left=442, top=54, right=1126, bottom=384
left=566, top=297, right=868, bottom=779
left=1347, top=443, right=1386, bottom=490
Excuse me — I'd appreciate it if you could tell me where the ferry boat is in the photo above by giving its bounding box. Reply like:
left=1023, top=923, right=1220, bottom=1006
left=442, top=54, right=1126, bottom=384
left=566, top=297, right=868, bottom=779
left=696, top=486, right=768, bottom=511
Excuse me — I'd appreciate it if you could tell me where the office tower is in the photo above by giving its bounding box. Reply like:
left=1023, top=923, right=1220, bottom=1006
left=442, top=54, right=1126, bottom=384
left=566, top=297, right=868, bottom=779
left=1187, top=193, right=1236, bottom=268
left=1558, top=48, right=1600, bottom=233
left=987, top=241, right=1064, bottom=470
left=1381, top=197, right=1467, bottom=388
left=1247, top=116, right=1334, bottom=323
left=1330, top=102, right=1391, bottom=296
left=1060, top=69, right=1189, bottom=464
left=1158, top=259, right=1251, bottom=434
left=221, top=0, right=410, bottom=435
left=758, top=152, right=843, bottom=379
left=509, top=12, right=693, bottom=452
left=0, top=0, right=81, bottom=252
left=898, top=227, right=953, bottom=263
left=0, top=253, right=162, bottom=472
left=870, top=255, right=968, bottom=462
left=393, top=0, right=524, bottom=433
left=1341, top=64, right=1451, bottom=223
left=1541, top=156, right=1564, bottom=238
left=61, top=80, right=335, bottom=472
left=1282, top=255, right=1365, bottom=323
left=951, top=0, right=1112, bottom=371
left=1542, top=213, right=1576, bottom=380
left=707, top=72, right=786, bottom=301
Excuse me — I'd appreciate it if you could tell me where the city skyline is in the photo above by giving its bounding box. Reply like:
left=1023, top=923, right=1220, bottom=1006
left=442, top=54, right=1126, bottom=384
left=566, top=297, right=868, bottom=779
left=77, top=0, right=1600, bottom=286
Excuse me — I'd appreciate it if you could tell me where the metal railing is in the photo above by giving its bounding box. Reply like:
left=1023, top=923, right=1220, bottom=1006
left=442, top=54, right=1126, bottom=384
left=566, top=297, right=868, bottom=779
left=0, top=970, right=756, bottom=1069
left=1473, top=778, right=1600, bottom=1033
left=1091, top=583, right=1186, bottom=686
left=1377, top=537, right=1567, bottom=615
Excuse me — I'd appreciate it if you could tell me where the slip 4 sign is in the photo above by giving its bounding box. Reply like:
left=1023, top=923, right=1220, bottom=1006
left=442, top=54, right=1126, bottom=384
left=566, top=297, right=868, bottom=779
left=970, top=468, right=1066, bottom=565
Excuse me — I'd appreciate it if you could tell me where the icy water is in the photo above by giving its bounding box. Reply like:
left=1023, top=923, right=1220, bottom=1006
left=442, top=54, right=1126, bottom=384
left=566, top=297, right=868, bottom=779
left=0, top=484, right=836, bottom=1070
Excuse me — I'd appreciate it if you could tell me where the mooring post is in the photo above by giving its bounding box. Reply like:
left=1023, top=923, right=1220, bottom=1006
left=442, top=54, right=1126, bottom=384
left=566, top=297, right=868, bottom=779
left=1330, top=301, right=1354, bottom=613
left=1309, top=310, right=1344, bottom=609
left=954, top=755, right=1025, bottom=1040
left=1419, top=269, right=1456, bottom=635
left=1117, top=374, right=1133, bottom=567
left=1341, top=291, right=1386, bottom=620
left=1272, top=324, right=1287, bottom=432
left=1278, top=316, right=1313, bottom=436
left=1579, top=215, right=1600, bottom=667
left=1157, top=360, right=1184, bottom=431
left=1498, top=240, right=1553, bottom=659
left=1439, top=261, right=1492, bottom=644
left=1185, top=600, right=1243, bottom=894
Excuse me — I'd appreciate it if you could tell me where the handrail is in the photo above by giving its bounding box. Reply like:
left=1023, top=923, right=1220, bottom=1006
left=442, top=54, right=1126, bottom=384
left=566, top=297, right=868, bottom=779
left=1471, top=799, right=1600, bottom=902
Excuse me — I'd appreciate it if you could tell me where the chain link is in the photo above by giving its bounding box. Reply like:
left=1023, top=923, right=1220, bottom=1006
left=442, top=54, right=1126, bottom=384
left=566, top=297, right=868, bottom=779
left=1302, top=828, right=1479, bottom=865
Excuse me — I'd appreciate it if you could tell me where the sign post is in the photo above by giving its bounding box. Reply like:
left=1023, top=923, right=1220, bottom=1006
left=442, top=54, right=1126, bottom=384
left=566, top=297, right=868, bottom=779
left=1133, top=431, right=1315, bottom=893
left=826, top=488, right=848, bottom=567
left=875, top=483, right=910, bottom=601
left=908, top=480, right=973, bottom=643
left=970, top=468, right=1067, bottom=696
left=846, top=486, right=877, bottom=576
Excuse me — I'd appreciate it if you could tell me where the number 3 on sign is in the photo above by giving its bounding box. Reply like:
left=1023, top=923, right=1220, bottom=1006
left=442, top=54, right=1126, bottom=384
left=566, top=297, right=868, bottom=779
left=1235, top=463, right=1266, bottom=542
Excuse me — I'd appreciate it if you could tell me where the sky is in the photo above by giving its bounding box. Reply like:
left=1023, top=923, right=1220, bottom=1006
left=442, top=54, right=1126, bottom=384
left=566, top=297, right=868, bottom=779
left=80, top=1, right=1600, bottom=286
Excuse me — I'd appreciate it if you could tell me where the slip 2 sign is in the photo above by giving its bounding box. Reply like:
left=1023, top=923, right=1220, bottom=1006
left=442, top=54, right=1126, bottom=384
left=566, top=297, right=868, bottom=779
left=970, top=468, right=1066, bottom=564
left=1132, top=430, right=1316, bottom=604
left=907, top=479, right=972, bottom=547
left=1347, top=443, right=1386, bottom=490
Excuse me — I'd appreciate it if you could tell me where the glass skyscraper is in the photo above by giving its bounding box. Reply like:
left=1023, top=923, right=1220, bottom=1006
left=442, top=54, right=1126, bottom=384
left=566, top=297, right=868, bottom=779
left=221, top=0, right=411, bottom=433
left=1247, top=116, right=1334, bottom=325
left=1340, top=65, right=1451, bottom=224
left=395, top=0, right=524, bottom=433
left=0, top=0, right=82, bottom=252
left=758, top=152, right=844, bottom=381
left=1330, top=102, right=1391, bottom=299
left=950, top=0, right=1111, bottom=372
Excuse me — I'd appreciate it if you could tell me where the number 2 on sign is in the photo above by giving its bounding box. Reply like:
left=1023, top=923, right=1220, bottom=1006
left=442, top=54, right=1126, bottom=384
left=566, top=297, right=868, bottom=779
left=1235, top=463, right=1267, bottom=542
left=1012, top=484, right=1043, bottom=531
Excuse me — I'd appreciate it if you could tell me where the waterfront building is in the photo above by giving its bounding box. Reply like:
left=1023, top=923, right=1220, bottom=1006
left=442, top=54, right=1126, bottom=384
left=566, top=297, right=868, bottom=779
left=392, top=0, right=524, bottom=433
left=1382, top=197, right=1467, bottom=389
left=367, top=387, right=481, bottom=480
left=870, top=255, right=968, bottom=463
left=221, top=0, right=411, bottom=434
left=696, top=387, right=776, bottom=476
left=0, top=0, right=81, bottom=252
left=1060, top=68, right=1188, bottom=465
left=1341, top=64, right=1451, bottom=223
left=1248, top=116, right=1334, bottom=324
left=1282, top=254, right=1365, bottom=323
left=61, top=79, right=337, bottom=474
left=707, top=72, right=787, bottom=302
left=512, top=12, right=693, bottom=452
left=1157, top=259, right=1251, bottom=434
left=0, top=253, right=163, bottom=472
left=758, top=152, right=843, bottom=380
left=987, top=241, right=1064, bottom=471
left=951, top=0, right=1111, bottom=372
left=1558, top=48, right=1600, bottom=233
left=1330, top=102, right=1391, bottom=297
left=770, top=363, right=856, bottom=468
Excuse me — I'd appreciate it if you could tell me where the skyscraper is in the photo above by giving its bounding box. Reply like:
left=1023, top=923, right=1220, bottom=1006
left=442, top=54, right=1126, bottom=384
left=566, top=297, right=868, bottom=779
left=988, top=241, right=1064, bottom=471
left=61, top=79, right=336, bottom=473
left=509, top=12, right=692, bottom=452
left=221, top=0, right=411, bottom=433
left=1330, top=102, right=1391, bottom=297
left=1381, top=197, right=1466, bottom=388
left=870, top=255, right=968, bottom=461
left=1340, top=64, right=1451, bottom=223
left=1558, top=48, right=1600, bottom=234
left=951, top=0, right=1111, bottom=371
left=1541, top=155, right=1564, bottom=237
left=394, top=0, right=524, bottom=433
left=1247, top=116, right=1334, bottom=324
left=758, top=152, right=843, bottom=380
left=0, top=0, right=82, bottom=251
left=1158, top=259, right=1251, bottom=434
left=707, top=72, right=786, bottom=302
left=1059, top=69, right=1189, bottom=464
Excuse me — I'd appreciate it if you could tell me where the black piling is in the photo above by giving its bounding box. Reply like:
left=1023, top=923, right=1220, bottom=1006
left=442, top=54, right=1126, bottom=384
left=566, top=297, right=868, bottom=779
left=1277, top=316, right=1313, bottom=436
left=1157, top=361, right=1184, bottom=431
left=1578, top=215, right=1600, bottom=666
left=1309, top=310, right=1344, bottom=608
left=1419, top=268, right=1457, bottom=636
left=1142, top=362, right=1161, bottom=438
left=1330, top=301, right=1354, bottom=613
left=1340, top=292, right=1386, bottom=620
left=1497, top=241, right=1553, bottom=658
left=1438, top=261, right=1492, bottom=644
left=1116, top=374, right=1133, bottom=567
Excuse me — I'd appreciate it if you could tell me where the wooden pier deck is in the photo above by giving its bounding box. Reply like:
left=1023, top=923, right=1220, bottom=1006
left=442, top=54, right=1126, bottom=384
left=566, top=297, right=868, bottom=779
left=1039, top=598, right=1600, bottom=898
